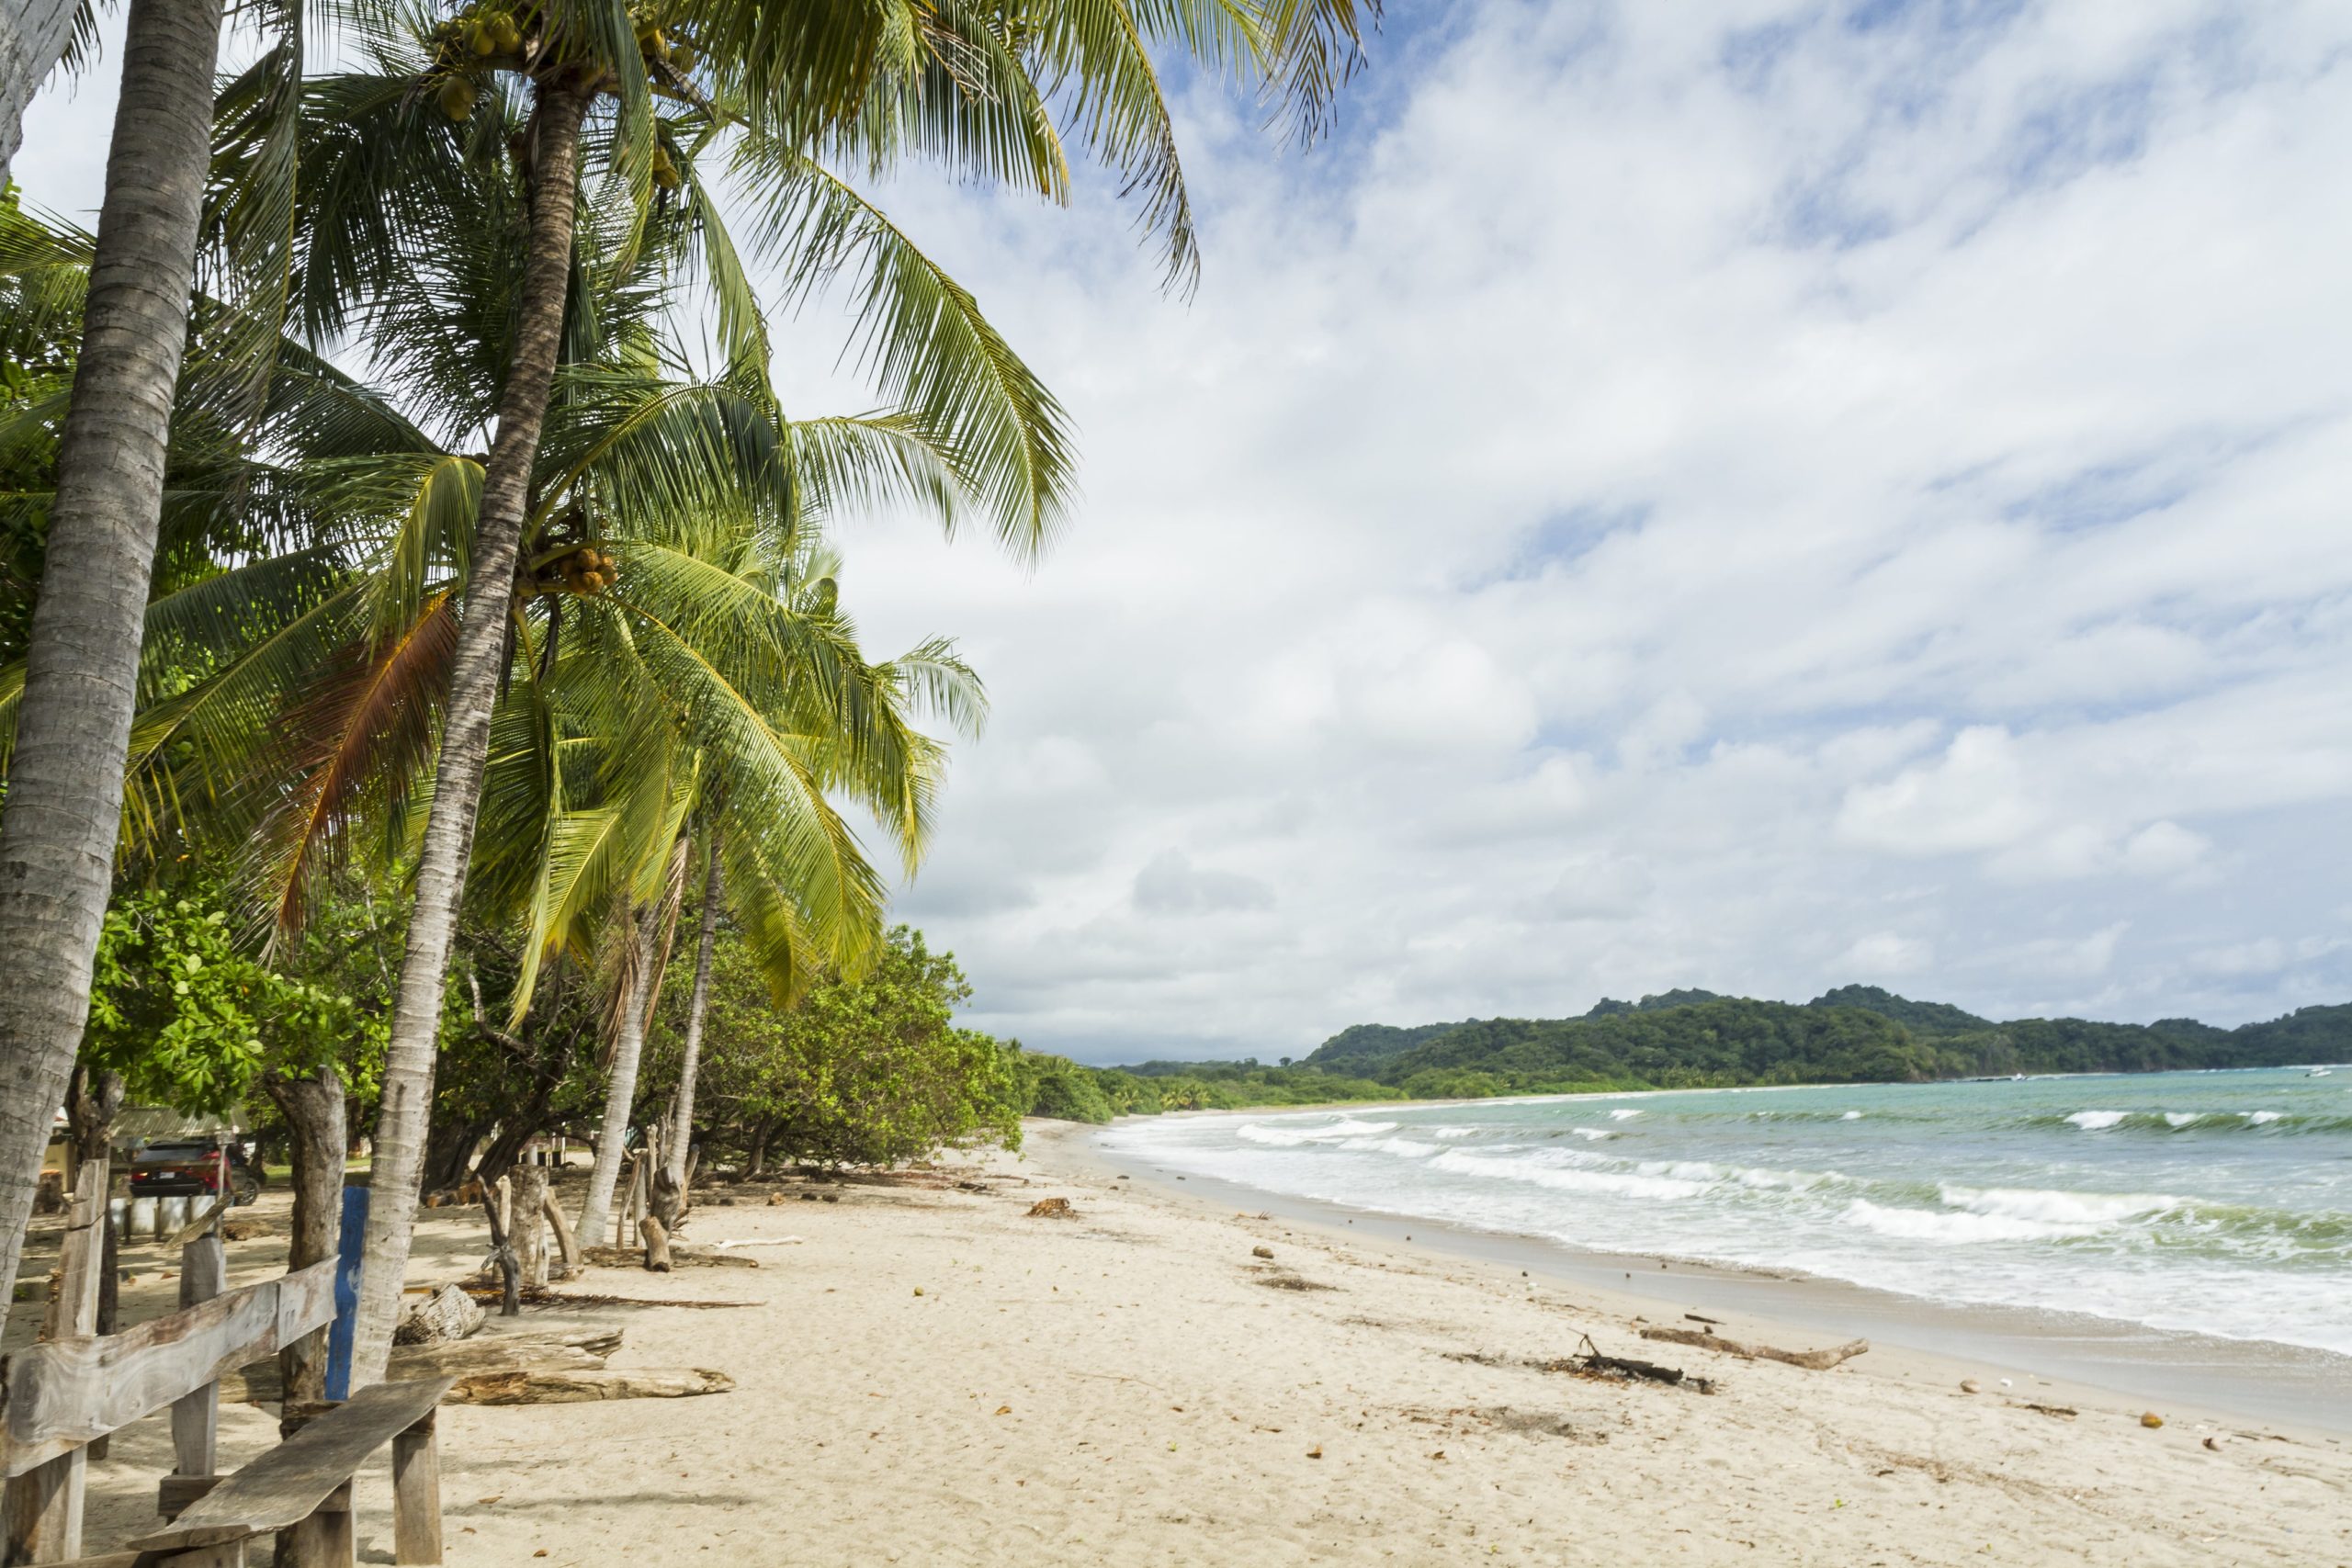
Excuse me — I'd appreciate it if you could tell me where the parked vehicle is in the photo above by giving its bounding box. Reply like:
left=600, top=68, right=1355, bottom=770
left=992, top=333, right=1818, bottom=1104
left=129, top=1139, right=263, bottom=1206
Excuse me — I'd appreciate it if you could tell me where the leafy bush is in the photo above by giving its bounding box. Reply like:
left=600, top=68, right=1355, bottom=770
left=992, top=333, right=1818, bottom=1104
left=649, top=926, right=1021, bottom=1170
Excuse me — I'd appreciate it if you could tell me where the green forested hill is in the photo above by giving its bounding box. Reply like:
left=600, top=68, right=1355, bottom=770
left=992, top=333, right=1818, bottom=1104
left=1304, top=1021, right=1468, bottom=1077
left=1296, top=988, right=2352, bottom=1096
left=1805, top=985, right=1991, bottom=1034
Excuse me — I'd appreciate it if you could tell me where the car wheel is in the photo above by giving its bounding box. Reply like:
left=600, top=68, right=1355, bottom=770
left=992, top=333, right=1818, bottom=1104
left=232, top=1172, right=262, bottom=1206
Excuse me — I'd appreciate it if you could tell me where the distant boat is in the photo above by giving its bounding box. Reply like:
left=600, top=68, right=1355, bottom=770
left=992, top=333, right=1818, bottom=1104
left=2309, top=1066, right=2334, bottom=1077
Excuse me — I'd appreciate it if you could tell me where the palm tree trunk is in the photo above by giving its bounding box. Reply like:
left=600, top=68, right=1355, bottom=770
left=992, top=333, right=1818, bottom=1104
left=577, top=904, right=660, bottom=1246
left=262, top=1066, right=345, bottom=1406
left=0, top=0, right=224, bottom=1312
left=348, top=79, right=591, bottom=1385
left=0, top=0, right=81, bottom=188
left=662, top=836, right=722, bottom=1193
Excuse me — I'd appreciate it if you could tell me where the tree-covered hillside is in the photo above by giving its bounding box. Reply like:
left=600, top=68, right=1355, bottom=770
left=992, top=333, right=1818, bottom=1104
left=1292, top=988, right=2352, bottom=1096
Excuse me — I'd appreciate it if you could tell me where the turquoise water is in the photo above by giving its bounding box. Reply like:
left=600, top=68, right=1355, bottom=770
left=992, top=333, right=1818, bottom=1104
left=1102, top=1066, right=2352, bottom=1353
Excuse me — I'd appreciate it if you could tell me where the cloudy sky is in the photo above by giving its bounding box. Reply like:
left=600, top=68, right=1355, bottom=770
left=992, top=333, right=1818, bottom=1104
left=19, top=1, right=2352, bottom=1063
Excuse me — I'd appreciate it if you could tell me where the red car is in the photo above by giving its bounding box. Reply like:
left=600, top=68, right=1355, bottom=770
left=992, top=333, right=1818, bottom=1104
left=129, top=1140, right=263, bottom=1206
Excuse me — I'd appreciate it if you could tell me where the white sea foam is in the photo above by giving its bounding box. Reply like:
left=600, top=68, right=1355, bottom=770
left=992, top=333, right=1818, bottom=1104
left=1343, top=1136, right=1439, bottom=1158
left=2065, top=1111, right=2128, bottom=1130
left=1235, top=1117, right=1399, bottom=1147
left=1838, top=1199, right=2085, bottom=1244
left=1431, top=1126, right=1479, bottom=1140
left=1608, top=1109, right=1644, bottom=1122
left=2248, top=1111, right=2283, bottom=1124
left=1939, top=1185, right=2179, bottom=1228
left=1235, top=1122, right=1321, bottom=1147
left=1430, top=1148, right=1701, bottom=1200
left=2165, top=1112, right=2202, bottom=1128
left=1566, top=1127, right=1615, bottom=1141
left=1841, top=1111, right=1863, bottom=1120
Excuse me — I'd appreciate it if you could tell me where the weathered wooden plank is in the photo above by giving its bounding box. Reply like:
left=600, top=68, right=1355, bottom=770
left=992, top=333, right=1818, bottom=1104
left=6, top=1157, right=109, bottom=1561
left=47, top=1550, right=243, bottom=1567
left=170, top=1235, right=226, bottom=1479
left=6, top=1450, right=79, bottom=1565
left=0, top=1261, right=337, bottom=1478
left=128, top=1381, right=454, bottom=1553
left=273, top=1262, right=336, bottom=1351
left=390, top=1414, right=441, bottom=1566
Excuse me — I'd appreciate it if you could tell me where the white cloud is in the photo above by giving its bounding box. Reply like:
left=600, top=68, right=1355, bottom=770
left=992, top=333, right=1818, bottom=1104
left=17, top=1, right=2352, bottom=1058
left=1131, top=851, right=1275, bottom=917
left=1836, top=728, right=2042, bottom=856
left=1530, top=852, right=1654, bottom=923
left=1835, top=932, right=1934, bottom=980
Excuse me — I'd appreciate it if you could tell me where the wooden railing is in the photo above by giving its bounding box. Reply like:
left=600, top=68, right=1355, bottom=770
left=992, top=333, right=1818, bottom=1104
left=0, top=1163, right=447, bottom=1566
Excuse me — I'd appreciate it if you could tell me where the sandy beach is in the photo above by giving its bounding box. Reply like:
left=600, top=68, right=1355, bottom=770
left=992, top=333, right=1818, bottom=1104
left=36, top=1123, right=2352, bottom=1565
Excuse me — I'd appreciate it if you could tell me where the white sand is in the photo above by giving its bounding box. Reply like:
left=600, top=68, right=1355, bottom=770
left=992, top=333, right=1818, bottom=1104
left=51, top=1126, right=2352, bottom=1563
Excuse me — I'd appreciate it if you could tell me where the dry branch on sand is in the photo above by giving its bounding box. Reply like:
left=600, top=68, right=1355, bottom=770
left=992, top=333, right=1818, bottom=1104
left=1636, top=1325, right=1870, bottom=1371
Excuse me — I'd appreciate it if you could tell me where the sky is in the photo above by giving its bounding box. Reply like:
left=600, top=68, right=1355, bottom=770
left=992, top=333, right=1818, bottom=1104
left=16, top=1, right=2352, bottom=1064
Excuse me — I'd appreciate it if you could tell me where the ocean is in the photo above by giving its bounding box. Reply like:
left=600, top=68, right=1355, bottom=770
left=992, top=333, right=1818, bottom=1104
left=1100, top=1066, right=2352, bottom=1357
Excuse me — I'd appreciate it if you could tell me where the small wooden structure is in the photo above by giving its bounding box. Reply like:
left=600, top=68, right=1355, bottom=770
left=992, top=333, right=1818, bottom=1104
left=1, top=1163, right=452, bottom=1566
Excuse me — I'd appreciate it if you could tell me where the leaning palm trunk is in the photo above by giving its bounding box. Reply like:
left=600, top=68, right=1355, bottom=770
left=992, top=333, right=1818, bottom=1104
left=662, top=837, right=722, bottom=1196
left=349, top=81, right=591, bottom=1384
left=0, top=0, right=81, bottom=188
left=0, top=0, right=226, bottom=1309
left=578, top=904, right=662, bottom=1247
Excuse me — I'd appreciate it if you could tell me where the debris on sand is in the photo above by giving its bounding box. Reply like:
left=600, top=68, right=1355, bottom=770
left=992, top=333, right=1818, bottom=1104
left=1027, top=1197, right=1079, bottom=1219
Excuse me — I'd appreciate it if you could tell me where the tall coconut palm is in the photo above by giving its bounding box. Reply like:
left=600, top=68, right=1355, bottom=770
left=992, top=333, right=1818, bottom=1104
left=0, top=0, right=244, bottom=1304
left=0, top=0, right=379, bottom=1303
left=473, top=529, right=985, bottom=1247
left=290, top=0, right=1073, bottom=1376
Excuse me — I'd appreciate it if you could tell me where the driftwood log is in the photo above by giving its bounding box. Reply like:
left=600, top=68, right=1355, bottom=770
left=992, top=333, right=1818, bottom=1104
left=447, top=1367, right=733, bottom=1405
left=226, top=1327, right=627, bottom=1405
left=581, top=1244, right=759, bottom=1270
left=394, top=1283, right=486, bottom=1348
left=1638, top=1326, right=1869, bottom=1371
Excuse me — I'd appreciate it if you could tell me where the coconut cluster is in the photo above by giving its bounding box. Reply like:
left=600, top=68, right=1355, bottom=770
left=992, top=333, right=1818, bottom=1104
left=428, top=7, right=526, bottom=120
left=540, top=545, right=618, bottom=596
left=428, top=7, right=701, bottom=136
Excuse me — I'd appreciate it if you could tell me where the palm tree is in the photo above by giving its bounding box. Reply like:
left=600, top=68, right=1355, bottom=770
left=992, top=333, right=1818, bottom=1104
left=0, top=0, right=248, bottom=1303
left=0, top=0, right=357, bottom=1304
left=479, top=535, right=985, bottom=1247
left=300, top=0, right=1165, bottom=1377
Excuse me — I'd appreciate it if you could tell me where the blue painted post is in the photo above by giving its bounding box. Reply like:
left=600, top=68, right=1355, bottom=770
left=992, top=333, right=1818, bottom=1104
left=324, top=1185, right=368, bottom=1401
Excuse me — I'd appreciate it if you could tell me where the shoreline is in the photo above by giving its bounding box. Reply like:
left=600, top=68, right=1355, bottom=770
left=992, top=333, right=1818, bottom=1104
left=1062, top=1111, right=2352, bottom=1439
left=33, top=1137, right=2352, bottom=1563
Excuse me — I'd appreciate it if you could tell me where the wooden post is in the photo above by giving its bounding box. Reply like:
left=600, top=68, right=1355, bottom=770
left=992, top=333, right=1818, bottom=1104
left=170, top=1228, right=227, bottom=1480
left=511, top=1166, right=548, bottom=1289
left=390, top=1411, right=443, bottom=1565
left=540, top=1194, right=578, bottom=1279
left=5, top=1156, right=106, bottom=1563
left=278, top=1488, right=355, bottom=1568
left=639, top=1216, right=672, bottom=1272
